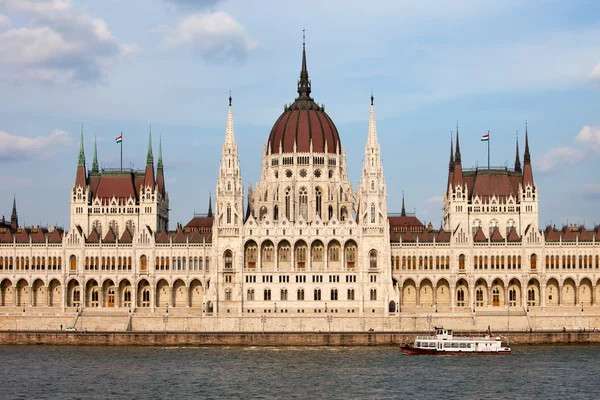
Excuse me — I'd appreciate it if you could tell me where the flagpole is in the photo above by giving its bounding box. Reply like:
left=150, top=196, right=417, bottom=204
left=487, top=130, right=490, bottom=170
left=120, top=132, right=123, bottom=171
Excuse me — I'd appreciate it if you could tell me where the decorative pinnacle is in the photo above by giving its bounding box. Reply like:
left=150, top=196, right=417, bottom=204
left=229, top=91, right=232, bottom=107
left=92, top=136, right=99, bottom=173
left=524, top=121, right=531, bottom=163
left=157, top=135, right=163, bottom=171
left=297, top=30, right=312, bottom=100
left=78, top=125, right=85, bottom=167
left=146, top=125, right=154, bottom=166
left=370, top=90, right=374, bottom=106
left=454, top=123, right=462, bottom=164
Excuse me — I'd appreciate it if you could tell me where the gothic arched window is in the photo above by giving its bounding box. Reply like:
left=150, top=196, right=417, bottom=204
left=315, top=187, right=322, bottom=218
left=226, top=204, right=232, bottom=224
left=299, top=187, right=308, bottom=220
left=285, top=188, right=291, bottom=220
left=370, top=203, right=376, bottom=224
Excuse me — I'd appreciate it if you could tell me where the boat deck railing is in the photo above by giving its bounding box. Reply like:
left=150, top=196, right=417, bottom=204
left=416, top=335, right=496, bottom=341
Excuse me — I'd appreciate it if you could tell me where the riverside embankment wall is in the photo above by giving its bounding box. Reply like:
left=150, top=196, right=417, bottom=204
left=1, top=331, right=599, bottom=346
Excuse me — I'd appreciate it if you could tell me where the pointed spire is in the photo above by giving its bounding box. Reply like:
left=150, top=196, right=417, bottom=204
left=524, top=121, right=531, bottom=164
left=157, top=135, right=163, bottom=171
left=297, top=29, right=312, bottom=100
left=10, top=195, right=18, bottom=230
left=92, top=136, right=99, bottom=173
left=207, top=193, right=213, bottom=217
left=454, top=122, right=461, bottom=163
left=146, top=125, right=154, bottom=166
left=225, top=93, right=236, bottom=145
left=78, top=125, right=85, bottom=167
left=449, top=133, right=455, bottom=171
left=367, top=92, right=378, bottom=146
left=514, top=131, right=521, bottom=172
left=401, top=191, right=406, bottom=217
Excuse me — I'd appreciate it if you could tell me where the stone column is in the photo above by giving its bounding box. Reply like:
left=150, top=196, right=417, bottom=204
left=487, top=285, right=492, bottom=308
left=151, top=281, right=156, bottom=312
left=415, top=284, right=420, bottom=307
left=592, top=285, right=596, bottom=306
left=574, top=283, right=579, bottom=307
left=521, top=281, right=527, bottom=308
left=46, top=285, right=50, bottom=307
left=450, top=283, right=456, bottom=311
left=558, top=285, right=562, bottom=306
left=62, top=281, right=67, bottom=310
left=540, top=282, right=546, bottom=309
left=469, top=284, right=475, bottom=311
left=132, top=283, right=138, bottom=311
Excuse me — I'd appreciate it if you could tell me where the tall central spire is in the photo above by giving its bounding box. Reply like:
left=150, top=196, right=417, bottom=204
left=297, top=30, right=312, bottom=100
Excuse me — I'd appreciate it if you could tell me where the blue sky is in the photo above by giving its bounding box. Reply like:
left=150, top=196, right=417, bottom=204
left=1, top=0, right=600, bottom=229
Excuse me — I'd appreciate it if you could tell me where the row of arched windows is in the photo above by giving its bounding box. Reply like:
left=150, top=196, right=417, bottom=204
left=245, top=287, right=363, bottom=301
left=85, top=256, right=132, bottom=271
left=474, top=255, right=523, bottom=270
left=155, top=256, right=209, bottom=271
left=0, top=256, right=62, bottom=271
left=545, top=255, right=600, bottom=269
left=393, top=255, right=450, bottom=270
left=242, top=242, right=361, bottom=269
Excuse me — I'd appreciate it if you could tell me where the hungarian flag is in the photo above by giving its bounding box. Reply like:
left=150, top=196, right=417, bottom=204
left=481, top=133, right=489, bottom=142
left=115, top=135, right=122, bottom=143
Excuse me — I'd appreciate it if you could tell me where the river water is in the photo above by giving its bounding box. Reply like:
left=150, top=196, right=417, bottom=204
left=0, top=345, right=597, bottom=399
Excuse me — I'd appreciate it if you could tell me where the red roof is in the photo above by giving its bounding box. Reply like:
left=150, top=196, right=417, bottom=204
left=185, top=216, right=214, bottom=231
left=436, top=229, right=451, bottom=242
left=388, top=215, right=424, bottom=231
left=103, top=227, right=116, bottom=243
left=507, top=228, right=521, bottom=242
left=93, top=173, right=138, bottom=201
left=87, top=227, right=100, bottom=243
left=267, top=105, right=340, bottom=155
left=119, top=227, right=133, bottom=243
left=490, top=227, right=504, bottom=242
left=473, top=228, right=487, bottom=242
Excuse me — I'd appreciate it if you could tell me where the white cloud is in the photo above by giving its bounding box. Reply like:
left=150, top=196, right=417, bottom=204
left=163, top=0, right=222, bottom=10
left=0, top=176, right=33, bottom=188
left=0, top=0, right=138, bottom=84
left=575, top=126, right=600, bottom=149
left=536, top=146, right=583, bottom=173
left=0, top=129, right=71, bottom=161
left=425, top=195, right=444, bottom=205
left=0, top=13, right=9, bottom=26
left=161, top=12, right=257, bottom=63
left=590, top=62, right=600, bottom=81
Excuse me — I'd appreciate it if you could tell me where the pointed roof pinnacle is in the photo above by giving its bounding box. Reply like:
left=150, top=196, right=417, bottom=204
left=92, top=136, right=99, bottom=173
left=146, top=125, right=154, bottom=166
left=370, top=90, right=374, bottom=106
left=401, top=191, right=406, bottom=217
left=367, top=93, right=378, bottom=147
left=449, top=133, right=455, bottom=171
left=225, top=93, right=236, bottom=145
left=297, top=29, right=312, bottom=100
left=11, top=195, right=17, bottom=219
left=78, top=124, right=85, bottom=167
left=514, top=130, right=521, bottom=172
left=207, top=192, right=213, bottom=217
left=455, top=122, right=462, bottom=163
left=157, top=135, right=163, bottom=171
left=524, top=121, right=531, bottom=164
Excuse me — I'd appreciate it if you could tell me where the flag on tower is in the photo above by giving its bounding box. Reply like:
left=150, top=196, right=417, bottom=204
left=115, top=135, right=122, bottom=143
left=481, top=133, right=489, bottom=142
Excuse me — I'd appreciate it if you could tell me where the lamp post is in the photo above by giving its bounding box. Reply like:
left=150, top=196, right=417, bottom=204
left=274, top=302, right=277, bottom=314
left=261, top=315, right=266, bottom=334
left=435, top=302, right=438, bottom=313
left=506, top=303, right=510, bottom=333
left=325, top=302, right=328, bottom=313
left=327, top=314, right=333, bottom=334
left=581, top=302, right=584, bottom=313
left=427, top=314, right=432, bottom=334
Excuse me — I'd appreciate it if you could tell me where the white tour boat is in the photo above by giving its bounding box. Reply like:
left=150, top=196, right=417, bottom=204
left=401, top=327, right=511, bottom=355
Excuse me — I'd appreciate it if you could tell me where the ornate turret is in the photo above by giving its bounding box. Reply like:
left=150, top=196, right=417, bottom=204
left=514, top=134, right=521, bottom=173
left=401, top=191, right=406, bottom=217
left=144, top=128, right=155, bottom=188
left=10, top=196, right=18, bottom=230
left=523, top=123, right=534, bottom=187
left=297, top=30, right=312, bottom=101
left=156, top=136, right=165, bottom=196
left=75, top=129, right=87, bottom=188
left=91, top=137, right=99, bottom=173
left=452, top=124, right=463, bottom=188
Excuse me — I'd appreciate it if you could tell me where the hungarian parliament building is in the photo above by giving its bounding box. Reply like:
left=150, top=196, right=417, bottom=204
left=1, top=43, right=599, bottom=327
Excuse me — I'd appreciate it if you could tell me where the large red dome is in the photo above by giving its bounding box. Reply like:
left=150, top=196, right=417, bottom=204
left=267, top=42, right=341, bottom=155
